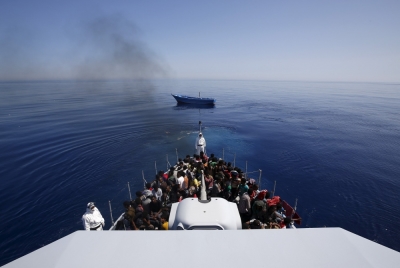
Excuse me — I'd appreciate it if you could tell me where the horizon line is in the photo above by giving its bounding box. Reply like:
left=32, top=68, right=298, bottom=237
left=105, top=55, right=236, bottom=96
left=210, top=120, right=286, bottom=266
left=0, top=78, right=399, bottom=85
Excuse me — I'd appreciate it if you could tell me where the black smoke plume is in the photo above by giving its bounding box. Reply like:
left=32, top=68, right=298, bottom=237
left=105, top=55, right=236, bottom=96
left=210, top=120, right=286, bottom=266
left=72, top=14, right=168, bottom=80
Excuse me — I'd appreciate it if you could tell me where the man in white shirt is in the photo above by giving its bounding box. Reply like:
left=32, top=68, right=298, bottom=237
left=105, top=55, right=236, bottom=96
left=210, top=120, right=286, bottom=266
left=82, top=202, right=105, bottom=231
left=176, top=171, right=185, bottom=189
left=195, top=133, right=206, bottom=155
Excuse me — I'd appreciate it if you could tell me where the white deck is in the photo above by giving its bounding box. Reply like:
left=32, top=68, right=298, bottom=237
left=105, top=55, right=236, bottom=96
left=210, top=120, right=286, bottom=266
left=169, top=198, right=242, bottom=230
left=4, top=228, right=400, bottom=268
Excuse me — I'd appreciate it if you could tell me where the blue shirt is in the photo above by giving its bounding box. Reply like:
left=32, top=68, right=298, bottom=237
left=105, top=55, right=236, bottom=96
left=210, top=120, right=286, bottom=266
left=238, top=184, right=249, bottom=196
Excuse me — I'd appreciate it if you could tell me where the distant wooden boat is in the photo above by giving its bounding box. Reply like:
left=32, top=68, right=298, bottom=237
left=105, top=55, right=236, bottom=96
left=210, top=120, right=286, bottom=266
left=171, top=94, right=216, bottom=105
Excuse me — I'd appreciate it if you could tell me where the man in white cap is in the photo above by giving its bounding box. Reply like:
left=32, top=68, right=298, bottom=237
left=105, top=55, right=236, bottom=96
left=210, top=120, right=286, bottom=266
left=82, top=202, right=105, bottom=231
left=195, top=132, right=206, bottom=155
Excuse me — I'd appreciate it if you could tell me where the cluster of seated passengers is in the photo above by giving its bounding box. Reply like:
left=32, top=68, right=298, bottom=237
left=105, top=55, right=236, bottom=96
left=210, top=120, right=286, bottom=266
left=115, top=151, right=300, bottom=230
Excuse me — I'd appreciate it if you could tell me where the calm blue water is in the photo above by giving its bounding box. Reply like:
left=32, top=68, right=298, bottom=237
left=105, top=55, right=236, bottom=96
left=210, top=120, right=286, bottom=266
left=1, top=80, right=400, bottom=265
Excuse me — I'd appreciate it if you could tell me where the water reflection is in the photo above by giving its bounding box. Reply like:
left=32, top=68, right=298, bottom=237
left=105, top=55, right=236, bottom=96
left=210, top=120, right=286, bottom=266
left=173, top=103, right=216, bottom=110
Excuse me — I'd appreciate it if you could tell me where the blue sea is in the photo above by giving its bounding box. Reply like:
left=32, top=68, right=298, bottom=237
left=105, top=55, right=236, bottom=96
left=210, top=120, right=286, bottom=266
left=1, top=80, right=400, bottom=265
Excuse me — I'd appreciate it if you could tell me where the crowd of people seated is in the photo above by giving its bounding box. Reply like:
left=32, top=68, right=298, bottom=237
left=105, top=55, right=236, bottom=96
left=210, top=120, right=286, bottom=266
left=115, top=151, right=299, bottom=230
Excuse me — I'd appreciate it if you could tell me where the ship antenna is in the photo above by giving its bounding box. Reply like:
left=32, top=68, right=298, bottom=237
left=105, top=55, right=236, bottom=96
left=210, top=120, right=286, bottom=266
left=199, top=121, right=202, bottom=133
left=200, top=170, right=207, bottom=201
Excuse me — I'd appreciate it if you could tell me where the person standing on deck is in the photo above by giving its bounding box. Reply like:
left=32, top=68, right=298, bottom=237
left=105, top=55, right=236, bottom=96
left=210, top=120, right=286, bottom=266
left=176, top=171, right=185, bottom=189
left=238, top=189, right=252, bottom=222
left=82, top=202, right=105, bottom=231
left=195, top=133, right=206, bottom=155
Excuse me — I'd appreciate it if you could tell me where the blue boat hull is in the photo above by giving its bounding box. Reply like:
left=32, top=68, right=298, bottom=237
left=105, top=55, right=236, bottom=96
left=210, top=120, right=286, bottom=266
left=172, top=94, right=215, bottom=105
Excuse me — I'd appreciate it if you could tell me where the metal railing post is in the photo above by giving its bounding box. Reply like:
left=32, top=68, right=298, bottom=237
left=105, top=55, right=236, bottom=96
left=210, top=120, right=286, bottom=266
left=245, top=161, right=248, bottom=179
left=272, top=180, right=276, bottom=197
left=128, top=182, right=132, bottom=201
left=109, top=200, right=114, bottom=226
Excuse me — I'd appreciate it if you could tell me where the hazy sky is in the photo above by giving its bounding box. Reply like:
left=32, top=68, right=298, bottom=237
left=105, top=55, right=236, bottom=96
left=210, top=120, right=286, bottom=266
left=1, top=0, right=399, bottom=82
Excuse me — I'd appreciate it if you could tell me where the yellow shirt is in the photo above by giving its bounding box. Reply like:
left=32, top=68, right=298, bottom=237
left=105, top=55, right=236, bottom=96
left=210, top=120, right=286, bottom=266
left=161, top=221, right=169, bottom=230
left=190, top=178, right=200, bottom=188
